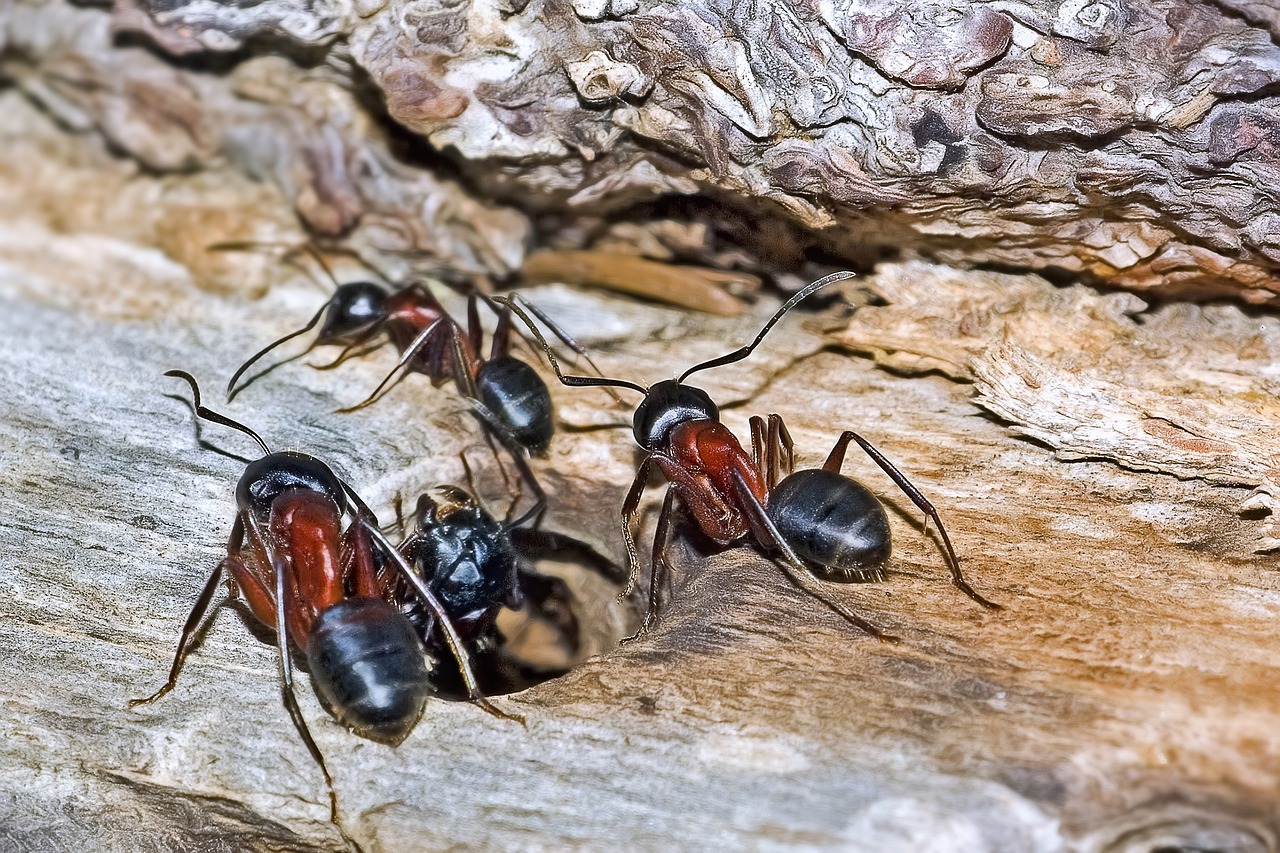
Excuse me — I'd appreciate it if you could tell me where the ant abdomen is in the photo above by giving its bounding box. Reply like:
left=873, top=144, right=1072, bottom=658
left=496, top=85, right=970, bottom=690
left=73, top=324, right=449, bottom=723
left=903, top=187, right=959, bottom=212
left=475, top=355, right=554, bottom=455
left=306, top=598, right=435, bottom=745
left=766, top=469, right=892, bottom=580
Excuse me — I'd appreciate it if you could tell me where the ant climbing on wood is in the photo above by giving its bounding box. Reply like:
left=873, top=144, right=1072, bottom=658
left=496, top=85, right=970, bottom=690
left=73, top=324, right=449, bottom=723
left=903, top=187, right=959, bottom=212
left=130, top=370, right=519, bottom=828
left=216, top=242, right=607, bottom=460
left=499, top=273, right=1001, bottom=643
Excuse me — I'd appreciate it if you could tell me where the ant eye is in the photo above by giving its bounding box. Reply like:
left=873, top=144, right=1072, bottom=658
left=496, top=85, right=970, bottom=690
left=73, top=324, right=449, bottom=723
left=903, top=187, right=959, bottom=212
left=236, top=451, right=348, bottom=516
left=633, top=380, right=719, bottom=450
left=318, top=282, right=388, bottom=342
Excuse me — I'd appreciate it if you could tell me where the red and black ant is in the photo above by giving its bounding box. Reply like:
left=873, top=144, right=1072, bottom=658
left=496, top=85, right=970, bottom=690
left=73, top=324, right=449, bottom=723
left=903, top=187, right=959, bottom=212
left=130, top=370, right=518, bottom=827
left=218, top=243, right=605, bottom=461
left=499, top=273, right=1001, bottom=642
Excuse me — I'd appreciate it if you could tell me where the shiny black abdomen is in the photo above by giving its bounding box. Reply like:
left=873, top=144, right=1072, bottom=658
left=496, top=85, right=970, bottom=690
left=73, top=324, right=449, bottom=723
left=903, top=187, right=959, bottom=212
left=475, top=356, right=554, bottom=455
left=766, top=469, right=891, bottom=579
left=306, top=598, right=433, bottom=745
left=236, top=451, right=347, bottom=518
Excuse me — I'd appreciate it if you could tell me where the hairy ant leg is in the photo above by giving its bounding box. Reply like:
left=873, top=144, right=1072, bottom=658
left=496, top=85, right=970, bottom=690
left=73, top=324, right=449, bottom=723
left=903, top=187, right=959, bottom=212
left=336, top=317, right=452, bottom=412
left=620, top=489, right=677, bottom=644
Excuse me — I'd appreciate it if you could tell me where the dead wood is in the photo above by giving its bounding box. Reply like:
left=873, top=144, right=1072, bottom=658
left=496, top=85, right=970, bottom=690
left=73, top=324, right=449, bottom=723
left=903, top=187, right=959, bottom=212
left=0, top=95, right=1278, bottom=851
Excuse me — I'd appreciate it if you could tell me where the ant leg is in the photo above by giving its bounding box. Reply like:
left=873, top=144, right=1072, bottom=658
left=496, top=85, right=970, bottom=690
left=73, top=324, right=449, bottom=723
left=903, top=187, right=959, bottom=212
left=494, top=296, right=649, bottom=396
left=507, top=528, right=625, bottom=585
left=510, top=296, right=617, bottom=393
left=749, top=415, right=767, bottom=479
left=448, top=322, right=514, bottom=499
left=309, top=337, right=384, bottom=371
left=336, top=317, right=448, bottom=412
left=208, top=240, right=335, bottom=295
left=468, top=293, right=487, bottom=360
left=128, top=560, right=228, bottom=707
left=360, top=519, right=525, bottom=725
left=826, top=431, right=1001, bottom=610
left=618, top=455, right=655, bottom=601
left=458, top=446, right=517, bottom=524
left=769, top=414, right=795, bottom=482
left=271, top=559, right=345, bottom=830
left=730, top=470, right=900, bottom=642
left=620, top=488, right=676, bottom=644
left=467, top=431, right=518, bottom=508
left=466, top=400, right=547, bottom=530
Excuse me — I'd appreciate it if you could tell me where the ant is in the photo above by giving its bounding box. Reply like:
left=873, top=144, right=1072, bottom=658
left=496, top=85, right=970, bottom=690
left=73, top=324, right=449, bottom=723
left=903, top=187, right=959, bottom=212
left=499, top=273, right=1001, bottom=643
left=131, top=370, right=518, bottom=829
left=218, top=242, right=607, bottom=461
left=389, top=453, right=624, bottom=696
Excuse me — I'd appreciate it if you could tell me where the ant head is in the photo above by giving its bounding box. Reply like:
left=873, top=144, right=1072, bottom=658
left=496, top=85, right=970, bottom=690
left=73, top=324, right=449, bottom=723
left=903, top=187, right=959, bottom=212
left=317, top=281, right=390, bottom=343
left=236, top=451, right=349, bottom=517
left=633, top=379, right=719, bottom=451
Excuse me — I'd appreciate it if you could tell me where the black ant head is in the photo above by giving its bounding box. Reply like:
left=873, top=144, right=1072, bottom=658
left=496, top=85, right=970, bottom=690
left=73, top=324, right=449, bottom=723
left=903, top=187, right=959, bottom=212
left=633, top=380, right=719, bottom=451
left=236, top=451, right=349, bottom=518
left=317, top=282, right=389, bottom=343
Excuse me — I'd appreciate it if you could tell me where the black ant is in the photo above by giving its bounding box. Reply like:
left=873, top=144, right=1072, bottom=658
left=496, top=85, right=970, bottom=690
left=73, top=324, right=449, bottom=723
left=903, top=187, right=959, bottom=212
left=217, top=243, right=607, bottom=461
left=390, top=453, right=624, bottom=696
left=131, top=370, right=519, bottom=829
left=499, top=273, right=1001, bottom=642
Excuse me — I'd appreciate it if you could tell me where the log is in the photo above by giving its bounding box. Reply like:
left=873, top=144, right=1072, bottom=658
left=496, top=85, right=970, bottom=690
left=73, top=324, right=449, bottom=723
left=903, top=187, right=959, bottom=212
left=1, top=91, right=1279, bottom=851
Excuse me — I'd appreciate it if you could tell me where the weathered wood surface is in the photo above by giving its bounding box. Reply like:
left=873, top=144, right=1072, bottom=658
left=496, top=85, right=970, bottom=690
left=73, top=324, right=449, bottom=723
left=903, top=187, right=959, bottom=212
left=1, top=93, right=1279, bottom=851
left=4, top=0, right=1280, bottom=302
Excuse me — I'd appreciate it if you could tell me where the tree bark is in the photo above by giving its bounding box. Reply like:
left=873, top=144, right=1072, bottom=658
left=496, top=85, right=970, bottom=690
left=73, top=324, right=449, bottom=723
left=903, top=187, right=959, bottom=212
left=4, top=0, right=1280, bottom=302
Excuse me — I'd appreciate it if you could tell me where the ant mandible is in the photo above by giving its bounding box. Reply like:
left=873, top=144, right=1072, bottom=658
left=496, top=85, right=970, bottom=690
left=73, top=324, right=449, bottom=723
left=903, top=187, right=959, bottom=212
left=131, top=370, right=519, bottom=827
left=499, top=273, right=1001, bottom=642
left=218, top=242, right=607, bottom=463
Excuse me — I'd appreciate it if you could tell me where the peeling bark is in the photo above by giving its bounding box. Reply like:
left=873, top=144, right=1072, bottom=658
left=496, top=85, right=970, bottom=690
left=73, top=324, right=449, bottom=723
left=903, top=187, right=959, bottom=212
left=2, top=0, right=1279, bottom=302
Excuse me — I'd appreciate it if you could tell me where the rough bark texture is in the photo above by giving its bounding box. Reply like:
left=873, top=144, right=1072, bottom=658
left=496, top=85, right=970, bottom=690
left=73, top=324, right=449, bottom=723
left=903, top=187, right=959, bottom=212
left=4, top=0, right=1280, bottom=302
left=2, top=93, right=1280, bottom=851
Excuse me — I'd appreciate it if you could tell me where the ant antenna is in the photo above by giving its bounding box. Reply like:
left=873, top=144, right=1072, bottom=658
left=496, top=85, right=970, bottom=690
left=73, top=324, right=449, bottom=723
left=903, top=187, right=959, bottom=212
left=165, top=370, right=273, bottom=456
left=208, top=240, right=345, bottom=292
left=225, top=302, right=330, bottom=399
left=678, top=271, right=855, bottom=383
left=502, top=296, right=622, bottom=400
left=496, top=296, right=649, bottom=396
